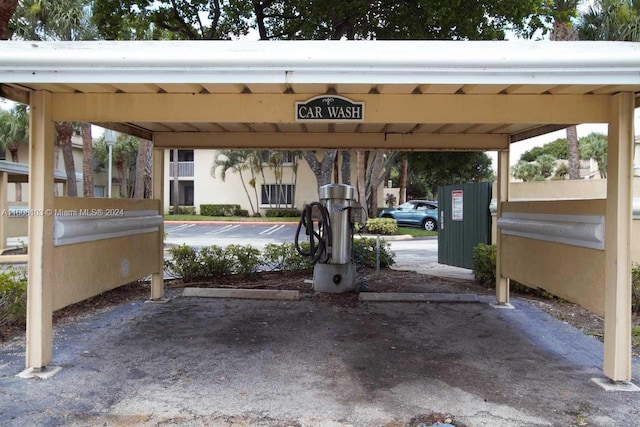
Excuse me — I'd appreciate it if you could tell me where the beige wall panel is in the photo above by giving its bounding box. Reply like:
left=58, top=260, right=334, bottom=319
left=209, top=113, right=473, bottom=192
left=502, top=199, right=605, bottom=216
left=501, top=234, right=605, bottom=315
left=6, top=201, right=28, bottom=238
left=51, top=197, right=161, bottom=310
left=500, top=199, right=606, bottom=314
left=509, top=180, right=607, bottom=200
left=51, top=93, right=611, bottom=125
left=52, top=232, right=160, bottom=310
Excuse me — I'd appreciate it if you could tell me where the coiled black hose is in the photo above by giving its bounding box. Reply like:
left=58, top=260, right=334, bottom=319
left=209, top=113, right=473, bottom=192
left=294, top=202, right=332, bottom=265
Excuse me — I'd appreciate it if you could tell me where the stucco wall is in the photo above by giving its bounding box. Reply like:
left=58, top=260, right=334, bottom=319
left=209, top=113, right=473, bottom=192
left=51, top=197, right=162, bottom=311
left=166, top=149, right=371, bottom=215
left=5, top=138, right=85, bottom=201
left=500, top=199, right=606, bottom=315
left=492, top=178, right=640, bottom=264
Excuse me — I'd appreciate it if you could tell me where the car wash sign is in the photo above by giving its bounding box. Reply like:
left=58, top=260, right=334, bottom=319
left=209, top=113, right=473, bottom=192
left=296, top=95, right=364, bottom=122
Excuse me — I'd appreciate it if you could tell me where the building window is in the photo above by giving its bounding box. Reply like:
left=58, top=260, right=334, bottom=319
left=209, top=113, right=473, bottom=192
left=169, top=150, right=194, bottom=162
left=261, top=184, right=293, bottom=206
left=169, top=180, right=195, bottom=206
left=94, top=185, right=105, bottom=197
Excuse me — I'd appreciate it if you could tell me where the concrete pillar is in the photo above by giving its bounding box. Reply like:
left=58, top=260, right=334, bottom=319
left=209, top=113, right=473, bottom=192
left=151, top=147, right=165, bottom=300
left=495, top=149, right=510, bottom=304
left=603, top=92, right=635, bottom=381
left=26, top=91, right=55, bottom=369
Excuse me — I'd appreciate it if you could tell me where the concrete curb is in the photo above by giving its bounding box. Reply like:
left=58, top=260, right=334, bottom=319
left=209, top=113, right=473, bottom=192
left=183, top=287, right=300, bottom=300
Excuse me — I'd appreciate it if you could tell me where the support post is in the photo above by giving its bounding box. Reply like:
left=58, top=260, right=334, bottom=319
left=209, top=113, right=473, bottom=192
left=603, top=92, right=634, bottom=382
left=26, top=91, right=55, bottom=369
left=0, top=171, right=7, bottom=249
left=150, top=147, right=165, bottom=300
left=495, top=149, right=510, bottom=304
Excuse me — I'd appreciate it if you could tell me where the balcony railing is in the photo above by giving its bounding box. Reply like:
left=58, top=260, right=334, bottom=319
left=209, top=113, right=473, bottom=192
left=169, top=161, right=194, bottom=177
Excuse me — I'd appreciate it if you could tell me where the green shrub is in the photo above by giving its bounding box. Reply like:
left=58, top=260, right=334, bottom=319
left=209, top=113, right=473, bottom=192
left=262, top=242, right=312, bottom=272
left=471, top=243, right=496, bottom=287
left=265, top=208, right=302, bottom=218
left=236, top=209, right=249, bottom=217
left=633, top=263, right=640, bottom=314
left=198, top=245, right=235, bottom=278
left=199, top=204, right=242, bottom=217
left=353, top=237, right=395, bottom=268
left=164, top=245, right=203, bottom=282
left=226, top=244, right=262, bottom=276
left=365, top=218, right=398, bottom=235
left=168, top=205, right=196, bottom=215
left=0, top=267, right=27, bottom=328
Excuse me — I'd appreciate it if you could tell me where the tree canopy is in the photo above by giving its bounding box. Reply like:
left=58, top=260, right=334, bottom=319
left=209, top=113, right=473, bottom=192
left=92, top=0, right=549, bottom=41
left=407, top=152, right=494, bottom=198
left=520, top=138, right=569, bottom=162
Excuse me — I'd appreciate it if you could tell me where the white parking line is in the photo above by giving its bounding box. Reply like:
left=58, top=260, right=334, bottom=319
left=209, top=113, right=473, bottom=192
left=259, top=224, right=285, bottom=235
left=167, top=224, right=195, bottom=232
left=205, top=224, right=240, bottom=235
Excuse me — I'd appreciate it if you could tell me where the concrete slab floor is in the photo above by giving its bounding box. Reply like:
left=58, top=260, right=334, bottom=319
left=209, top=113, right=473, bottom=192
left=1, top=289, right=639, bottom=426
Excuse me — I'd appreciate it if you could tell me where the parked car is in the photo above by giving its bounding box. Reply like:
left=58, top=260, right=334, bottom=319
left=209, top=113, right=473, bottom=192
left=378, top=200, right=439, bottom=231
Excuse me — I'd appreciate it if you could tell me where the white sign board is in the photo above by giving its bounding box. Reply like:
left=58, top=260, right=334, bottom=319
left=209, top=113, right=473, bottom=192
left=452, top=190, right=463, bottom=221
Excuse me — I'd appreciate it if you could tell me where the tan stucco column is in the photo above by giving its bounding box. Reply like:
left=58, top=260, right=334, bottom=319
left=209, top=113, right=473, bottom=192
left=603, top=92, right=635, bottom=382
left=0, top=171, right=7, bottom=249
left=495, top=149, right=510, bottom=304
left=151, top=146, right=165, bottom=300
left=26, top=90, right=55, bottom=369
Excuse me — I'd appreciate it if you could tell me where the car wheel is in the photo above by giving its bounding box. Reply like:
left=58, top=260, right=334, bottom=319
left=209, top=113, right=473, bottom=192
left=423, top=218, right=437, bottom=231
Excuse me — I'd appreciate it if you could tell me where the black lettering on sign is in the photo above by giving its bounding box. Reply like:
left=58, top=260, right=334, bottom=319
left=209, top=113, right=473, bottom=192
left=295, top=96, right=364, bottom=122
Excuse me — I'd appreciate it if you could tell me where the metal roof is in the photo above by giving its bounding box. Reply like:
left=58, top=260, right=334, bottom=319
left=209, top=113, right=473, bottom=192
left=0, top=40, right=639, bottom=145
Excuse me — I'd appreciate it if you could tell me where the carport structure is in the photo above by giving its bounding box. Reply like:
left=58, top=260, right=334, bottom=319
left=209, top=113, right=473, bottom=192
left=0, top=40, right=638, bottom=383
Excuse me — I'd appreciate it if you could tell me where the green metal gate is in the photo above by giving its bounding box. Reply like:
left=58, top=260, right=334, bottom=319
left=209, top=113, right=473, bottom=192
left=437, top=182, right=492, bottom=269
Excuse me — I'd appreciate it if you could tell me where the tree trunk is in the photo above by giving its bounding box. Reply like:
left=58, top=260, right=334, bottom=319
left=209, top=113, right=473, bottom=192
left=341, top=151, right=351, bottom=185
left=8, top=146, right=21, bottom=201
left=133, top=139, right=149, bottom=198
left=81, top=123, right=94, bottom=197
left=144, top=141, right=153, bottom=198
left=566, top=125, right=581, bottom=179
left=172, top=149, right=180, bottom=214
left=550, top=19, right=580, bottom=180
left=117, top=160, right=126, bottom=198
left=53, top=141, right=60, bottom=196
left=356, top=150, right=368, bottom=224
left=0, top=0, right=18, bottom=40
left=55, top=122, right=77, bottom=197
left=367, top=150, right=384, bottom=217
left=300, top=150, right=337, bottom=197
left=399, top=155, right=408, bottom=204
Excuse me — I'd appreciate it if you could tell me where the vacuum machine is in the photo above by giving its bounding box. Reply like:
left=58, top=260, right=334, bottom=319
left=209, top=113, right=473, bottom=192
left=294, top=183, right=357, bottom=293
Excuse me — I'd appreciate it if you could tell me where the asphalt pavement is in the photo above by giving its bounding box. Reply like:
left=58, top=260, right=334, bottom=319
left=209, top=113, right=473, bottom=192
left=163, top=221, right=474, bottom=281
left=2, top=222, right=639, bottom=426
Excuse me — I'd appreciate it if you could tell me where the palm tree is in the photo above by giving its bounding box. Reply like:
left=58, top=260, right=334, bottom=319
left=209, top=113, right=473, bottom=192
left=579, top=0, right=640, bottom=41
left=0, top=0, right=18, bottom=39
left=12, top=0, right=97, bottom=197
left=0, top=105, right=29, bottom=201
left=550, top=0, right=582, bottom=180
left=580, top=132, right=609, bottom=178
left=212, top=150, right=258, bottom=216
